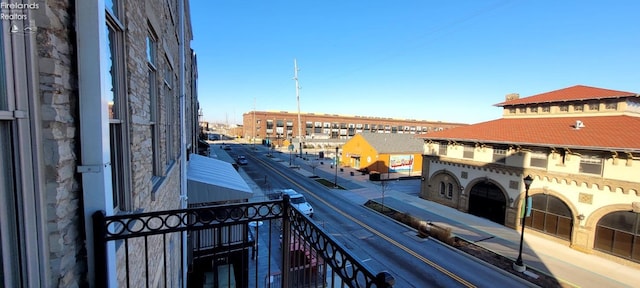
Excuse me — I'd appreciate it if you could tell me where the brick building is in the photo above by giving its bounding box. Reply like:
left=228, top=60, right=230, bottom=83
left=0, top=0, right=198, bottom=286
left=242, top=110, right=467, bottom=147
left=419, top=85, right=640, bottom=266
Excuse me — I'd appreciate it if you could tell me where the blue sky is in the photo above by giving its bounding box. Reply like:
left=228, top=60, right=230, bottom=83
left=189, top=0, right=639, bottom=125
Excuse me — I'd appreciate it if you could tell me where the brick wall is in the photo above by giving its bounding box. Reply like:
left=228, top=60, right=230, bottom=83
left=33, top=0, right=85, bottom=286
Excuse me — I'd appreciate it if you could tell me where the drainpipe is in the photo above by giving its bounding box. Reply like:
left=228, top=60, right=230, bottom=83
left=76, top=0, right=117, bottom=285
left=178, top=0, right=188, bottom=287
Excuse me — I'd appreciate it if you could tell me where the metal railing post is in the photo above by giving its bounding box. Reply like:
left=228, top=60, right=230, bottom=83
left=376, top=271, right=395, bottom=287
left=92, top=211, right=108, bottom=288
left=281, top=194, right=292, bottom=288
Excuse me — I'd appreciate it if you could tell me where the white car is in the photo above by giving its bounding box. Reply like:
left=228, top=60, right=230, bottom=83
left=281, top=189, right=314, bottom=218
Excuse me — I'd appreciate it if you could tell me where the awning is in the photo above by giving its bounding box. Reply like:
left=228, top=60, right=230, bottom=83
left=187, top=154, right=253, bottom=204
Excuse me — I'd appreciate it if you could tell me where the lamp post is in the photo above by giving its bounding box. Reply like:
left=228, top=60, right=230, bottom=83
left=334, top=146, right=339, bottom=188
left=513, top=175, right=534, bottom=272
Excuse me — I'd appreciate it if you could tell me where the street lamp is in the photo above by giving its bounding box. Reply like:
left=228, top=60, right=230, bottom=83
left=334, top=146, right=339, bottom=188
left=513, top=174, right=534, bottom=272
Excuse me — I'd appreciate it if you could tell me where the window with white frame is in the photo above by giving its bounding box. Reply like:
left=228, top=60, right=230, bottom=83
left=1, top=20, right=29, bottom=285
left=164, top=62, right=175, bottom=165
left=147, top=28, right=162, bottom=181
left=106, top=1, right=131, bottom=210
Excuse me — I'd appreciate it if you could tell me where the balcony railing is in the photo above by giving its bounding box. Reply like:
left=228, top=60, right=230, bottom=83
left=93, top=195, right=395, bottom=288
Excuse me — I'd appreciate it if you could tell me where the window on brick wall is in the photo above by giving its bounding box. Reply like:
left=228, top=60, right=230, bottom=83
left=148, top=28, right=162, bottom=184
left=164, top=63, right=175, bottom=166
left=106, top=1, right=132, bottom=211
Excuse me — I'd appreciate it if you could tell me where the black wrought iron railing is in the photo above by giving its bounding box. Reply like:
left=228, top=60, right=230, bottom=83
left=92, top=195, right=395, bottom=288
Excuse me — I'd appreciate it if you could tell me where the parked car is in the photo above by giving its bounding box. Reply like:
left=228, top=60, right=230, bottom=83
left=281, top=189, right=314, bottom=218
left=222, top=145, right=231, bottom=150
left=236, top=155, right=248, bottom=165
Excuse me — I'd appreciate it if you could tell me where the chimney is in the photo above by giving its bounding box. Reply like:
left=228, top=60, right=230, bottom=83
left=505, top=93, right=520, bottom=101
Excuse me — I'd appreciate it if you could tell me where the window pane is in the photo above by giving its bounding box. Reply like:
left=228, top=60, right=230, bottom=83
left=544, top=214, right=559, bottom=234
left=105, top=25, right=117, bottom=119
left=530, top=158, right=547, bottom=168
left=612, top=231, right=633, bottom=258
left=547, top=197, right=571, bottom=217
left=0, top=21, right=6, bottom=110
left=557, top=217, right=572, bottom=240
left=531, top=210, right=545, bottom=230
left=633, top=236, right=640, bottom=261
left=600, top=211, right=635, bottom=232
left=531, top=195, right=546, bottom=210
left=595, top=227, right=614, bottom=251
left=146, top=36, right=156, bottom=65
left=105, top=0, right=118, bottom=16
left=1, top=122, right=23, bottom=286
left=109, top=124, right=123, bottom=209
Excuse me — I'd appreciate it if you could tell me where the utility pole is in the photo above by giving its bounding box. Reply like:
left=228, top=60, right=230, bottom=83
left=253, top=98, right=256, bottom=149
left=294, top=59, right=302, bottom=158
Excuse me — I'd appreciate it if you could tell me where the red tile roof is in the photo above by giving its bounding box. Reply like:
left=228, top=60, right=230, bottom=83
left=419, top=116, right=640, bottom=151
left=495, top=85, right=638, bottom=106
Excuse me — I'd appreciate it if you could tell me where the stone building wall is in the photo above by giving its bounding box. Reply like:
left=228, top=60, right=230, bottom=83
left=113, top=0, right=191, bottom=285
left=32, top=1, right=85, bottom=286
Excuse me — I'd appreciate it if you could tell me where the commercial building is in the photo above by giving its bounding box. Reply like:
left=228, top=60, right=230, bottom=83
left=1, top=1, right=199, bottom=286
left=242, top=110, right=466, bottom=147
left=340, top=132, right=424, bottom=177
left=419, top=85, right=640, bottom=266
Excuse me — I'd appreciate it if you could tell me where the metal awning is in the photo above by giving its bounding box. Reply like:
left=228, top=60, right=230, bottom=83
left=187, top=154, right=253, bottom=204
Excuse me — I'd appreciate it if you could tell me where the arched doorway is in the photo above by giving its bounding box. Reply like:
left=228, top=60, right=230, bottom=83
left=468, top=182, right=506, bottom=225
left=594, top=211, right=640, bottom=263
left=525, top=194, right=573, bottom=240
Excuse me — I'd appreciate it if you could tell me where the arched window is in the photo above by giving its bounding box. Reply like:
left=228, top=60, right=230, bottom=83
left=447, top=183, right=453, bottom=199
left=439, top=182, right=446, bottom=196
left=525, top=194, right=573, bottom=240
left=595, top=211, right=640, bottom=262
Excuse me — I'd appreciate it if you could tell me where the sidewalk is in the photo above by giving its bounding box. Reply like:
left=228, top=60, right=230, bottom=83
left=263, top=147, right=639, bottom=288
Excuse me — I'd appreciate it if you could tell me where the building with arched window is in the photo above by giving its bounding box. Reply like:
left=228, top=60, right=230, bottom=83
left=419, top=85, right=640, bottom=267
